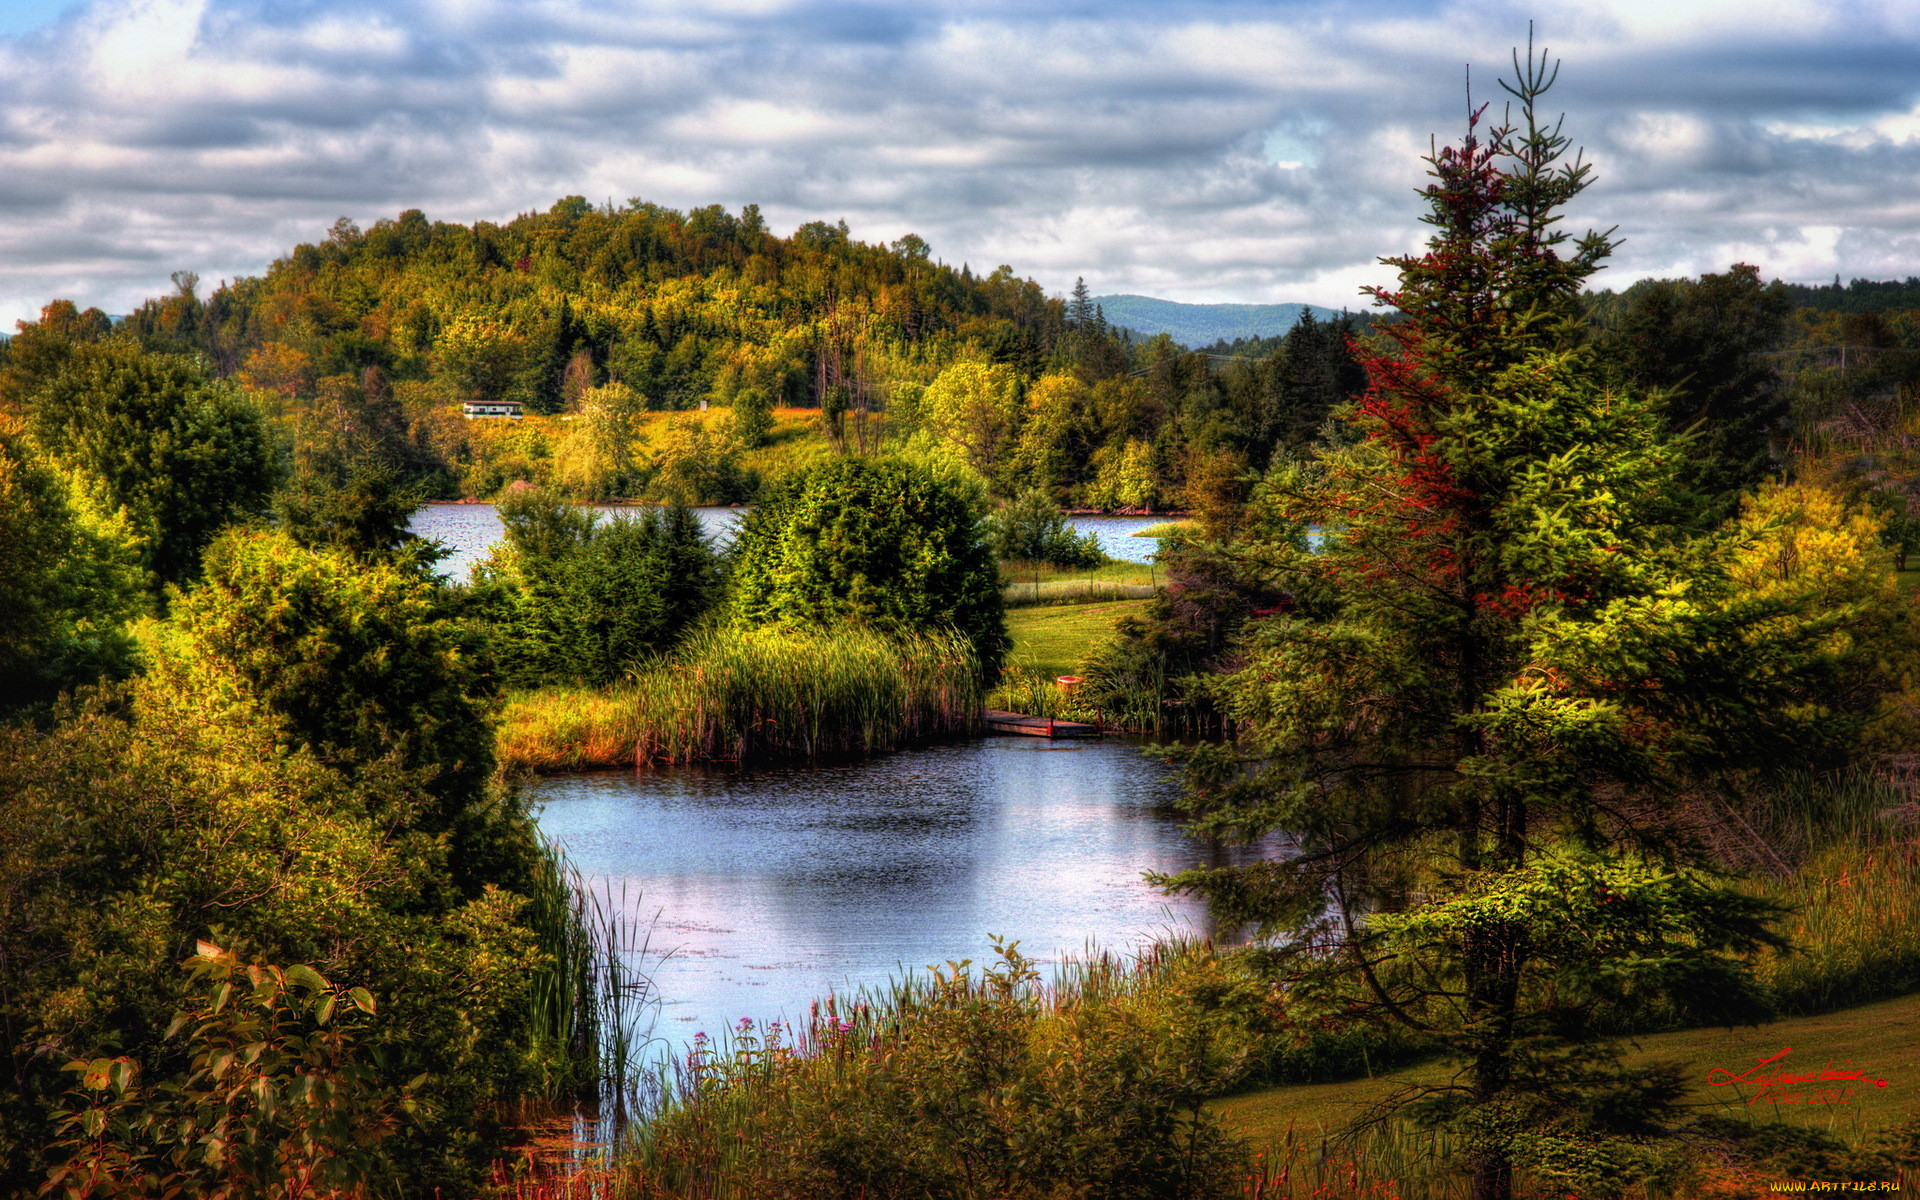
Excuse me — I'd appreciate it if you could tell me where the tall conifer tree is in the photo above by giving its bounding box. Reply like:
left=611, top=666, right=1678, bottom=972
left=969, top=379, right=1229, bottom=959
left=1160, top=40, right=1881, bottom=1200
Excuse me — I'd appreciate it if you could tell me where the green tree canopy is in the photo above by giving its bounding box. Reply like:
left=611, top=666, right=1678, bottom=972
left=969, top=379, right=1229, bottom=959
left=476, top=487, right=722, bottom=687
left=151, top=528, right=497, bottom=853
left=729, top=457, right=1009, bottom=675
left=1593, top=262, right=1792, bottom=503
left=27, top=341, right=279, bottom=589
left=0, top=423, right=145, bottom=709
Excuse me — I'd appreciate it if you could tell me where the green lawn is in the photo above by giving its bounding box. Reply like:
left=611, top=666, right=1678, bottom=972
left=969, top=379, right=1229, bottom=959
left=999, top=558, right=1165, bottom=588
left=1212, top=990, right=1920, bottom=1149
left=1003, top=599, right=1150, bottom=679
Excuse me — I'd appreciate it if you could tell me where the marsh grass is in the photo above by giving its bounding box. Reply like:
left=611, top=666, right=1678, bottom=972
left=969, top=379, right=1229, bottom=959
left=628, top=625, right=982, bottom=764
left=1740, top=772, right=1920, bottom=1014
left=497, top=627, right=984, bottom=771
left=1240, top=1119, right=1465, bottom=1200
left=499, top=686, right=646, bottom=772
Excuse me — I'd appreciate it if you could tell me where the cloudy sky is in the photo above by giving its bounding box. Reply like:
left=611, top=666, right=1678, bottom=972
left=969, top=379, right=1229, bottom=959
left=0, top=0, right=1916, bottom=325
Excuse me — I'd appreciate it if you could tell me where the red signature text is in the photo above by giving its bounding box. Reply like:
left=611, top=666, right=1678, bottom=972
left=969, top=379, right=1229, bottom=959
left=1707, top=1048, right=1891, bottom=1106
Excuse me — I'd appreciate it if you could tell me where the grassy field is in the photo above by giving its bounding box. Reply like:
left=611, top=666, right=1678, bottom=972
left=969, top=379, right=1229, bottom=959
left=1212, top=989, right=1920, bottom=1149
left=999, top=558, right=1163, bottom=589
left=1002, top=598, right=1150, bottom=679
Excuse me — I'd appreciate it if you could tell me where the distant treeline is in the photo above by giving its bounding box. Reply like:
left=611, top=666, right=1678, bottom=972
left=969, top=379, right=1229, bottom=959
left=1779, top=276, right=1920, bottom=313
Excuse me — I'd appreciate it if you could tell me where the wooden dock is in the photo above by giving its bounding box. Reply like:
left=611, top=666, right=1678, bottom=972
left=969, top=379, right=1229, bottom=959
left=983, top=709, right=1101, bottom=739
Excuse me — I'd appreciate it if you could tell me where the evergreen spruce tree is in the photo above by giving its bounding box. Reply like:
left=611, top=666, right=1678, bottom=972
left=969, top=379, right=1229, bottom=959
left=1159, top=44, right=1881, bottom=1200
left=1067, top=276, right=1096, bottom=328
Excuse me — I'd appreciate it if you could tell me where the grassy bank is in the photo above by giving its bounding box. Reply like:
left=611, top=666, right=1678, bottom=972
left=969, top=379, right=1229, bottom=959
left=499, top=600, right=1149, bottom=770
left=998, top=558, right=1162, bottom=609
left=496, top=626, right=982, bottom=771
left=1212, top=991, right=1920, bottom=1199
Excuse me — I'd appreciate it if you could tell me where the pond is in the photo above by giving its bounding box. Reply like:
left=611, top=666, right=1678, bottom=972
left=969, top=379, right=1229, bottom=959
left=409, top=503, right=1171, bottom=582
left=528, top=738, right=1284, bottom=1055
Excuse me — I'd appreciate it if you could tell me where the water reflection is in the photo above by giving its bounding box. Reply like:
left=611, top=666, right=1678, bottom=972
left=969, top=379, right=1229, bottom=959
left=409, top=503, right=1168, bottom=582
left=529, top=738, right=1285, bottom=1050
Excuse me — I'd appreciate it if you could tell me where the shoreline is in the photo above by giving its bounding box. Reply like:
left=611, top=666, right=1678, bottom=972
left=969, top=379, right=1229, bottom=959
left=425, top=497, right=1193, bottom=517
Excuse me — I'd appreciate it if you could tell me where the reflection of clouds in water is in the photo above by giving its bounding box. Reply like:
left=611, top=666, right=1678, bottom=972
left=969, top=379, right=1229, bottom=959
left=534, top=738, right=1283, bottom=1052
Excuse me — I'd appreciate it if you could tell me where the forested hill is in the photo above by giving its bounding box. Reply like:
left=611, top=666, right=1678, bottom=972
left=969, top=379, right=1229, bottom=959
left=1091, top=295, right=1344, bottom=348
left=109, top=197, right=1069, bottom=414
left=0, top=194, right=1380, bottom=510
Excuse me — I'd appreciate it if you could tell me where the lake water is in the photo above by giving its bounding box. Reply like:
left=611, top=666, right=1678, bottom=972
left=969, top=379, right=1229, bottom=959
left=527, top=739, right=1283, bottom=1054
left=409, top=503, right=1171, bottom=582
left=419, top=498, right=1234, bottom=1051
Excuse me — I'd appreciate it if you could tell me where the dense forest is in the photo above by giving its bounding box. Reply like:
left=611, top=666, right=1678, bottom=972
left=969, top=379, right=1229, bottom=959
left=7, top=201, right=1920, bottom=535
left=0, top=199, right=1375, bottom=513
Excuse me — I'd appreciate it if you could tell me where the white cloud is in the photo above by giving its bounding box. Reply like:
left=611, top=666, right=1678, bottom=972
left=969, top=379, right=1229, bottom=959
left=0, top=0, right=1918, bottom=325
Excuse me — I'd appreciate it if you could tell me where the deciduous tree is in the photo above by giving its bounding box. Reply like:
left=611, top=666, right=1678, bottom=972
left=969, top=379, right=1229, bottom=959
left=28, top=341, right=278, bottom=590
left=730, top=457, right=1009, bottom=676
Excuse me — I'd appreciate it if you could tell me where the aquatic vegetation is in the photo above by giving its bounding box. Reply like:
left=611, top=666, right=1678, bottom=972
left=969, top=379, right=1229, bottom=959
left=629, top=625, right=982, bottom=764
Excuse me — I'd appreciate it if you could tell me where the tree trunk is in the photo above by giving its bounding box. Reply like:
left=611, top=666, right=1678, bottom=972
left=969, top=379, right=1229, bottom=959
left=1465, top=921, right=1522, bottom=1200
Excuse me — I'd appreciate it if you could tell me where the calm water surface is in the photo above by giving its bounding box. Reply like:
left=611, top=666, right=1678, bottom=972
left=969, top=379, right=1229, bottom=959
left=426, top=499, right=1224, bottom=1046
left=528, top=739, right=1282, bottom=1052
left=410, top=504, right=1169, bottom=582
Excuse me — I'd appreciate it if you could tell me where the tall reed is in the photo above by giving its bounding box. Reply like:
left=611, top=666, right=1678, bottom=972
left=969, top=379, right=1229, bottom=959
left=522, top=834, right=660, bottom=1106
left=1752, top=836, right=1920, bottom=1015
left=1716, top=770, right=1920, bottom=1015
left=628, top=625, right=982, bottom=764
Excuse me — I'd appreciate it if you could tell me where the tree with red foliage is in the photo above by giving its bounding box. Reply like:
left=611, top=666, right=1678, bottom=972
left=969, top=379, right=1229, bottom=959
left=1157, top=39, right=1890, bottom=1200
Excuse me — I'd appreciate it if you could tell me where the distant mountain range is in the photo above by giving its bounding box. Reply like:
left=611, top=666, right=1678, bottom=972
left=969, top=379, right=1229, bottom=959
left=1092, top=295, right=1347, bottom=348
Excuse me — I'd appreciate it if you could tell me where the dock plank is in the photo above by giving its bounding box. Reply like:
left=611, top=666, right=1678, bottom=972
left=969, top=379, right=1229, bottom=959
left=982, top=709, right=1101, bottom=738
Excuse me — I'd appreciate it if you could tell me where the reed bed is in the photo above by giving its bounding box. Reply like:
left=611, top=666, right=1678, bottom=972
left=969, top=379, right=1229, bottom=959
left=1696, top=770, right=1920, bottom=1015
left=498, top=685, right=648, bottom=773
left=1751, top=831, right=1920, bottom=1015
left=1240, top=1120, right=1464, bottom=1200
left=628, top=625, right=983, bottom=764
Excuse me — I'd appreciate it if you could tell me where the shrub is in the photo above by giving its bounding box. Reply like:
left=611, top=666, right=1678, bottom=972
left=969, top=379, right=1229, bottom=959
left=988, top=487, right=1106, bottom=568
left=41, top=941, right=416, bottom=1200
left=618, top=940, right=1255, bottom=1200
left=1, top=530, right=618, bottom=1195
